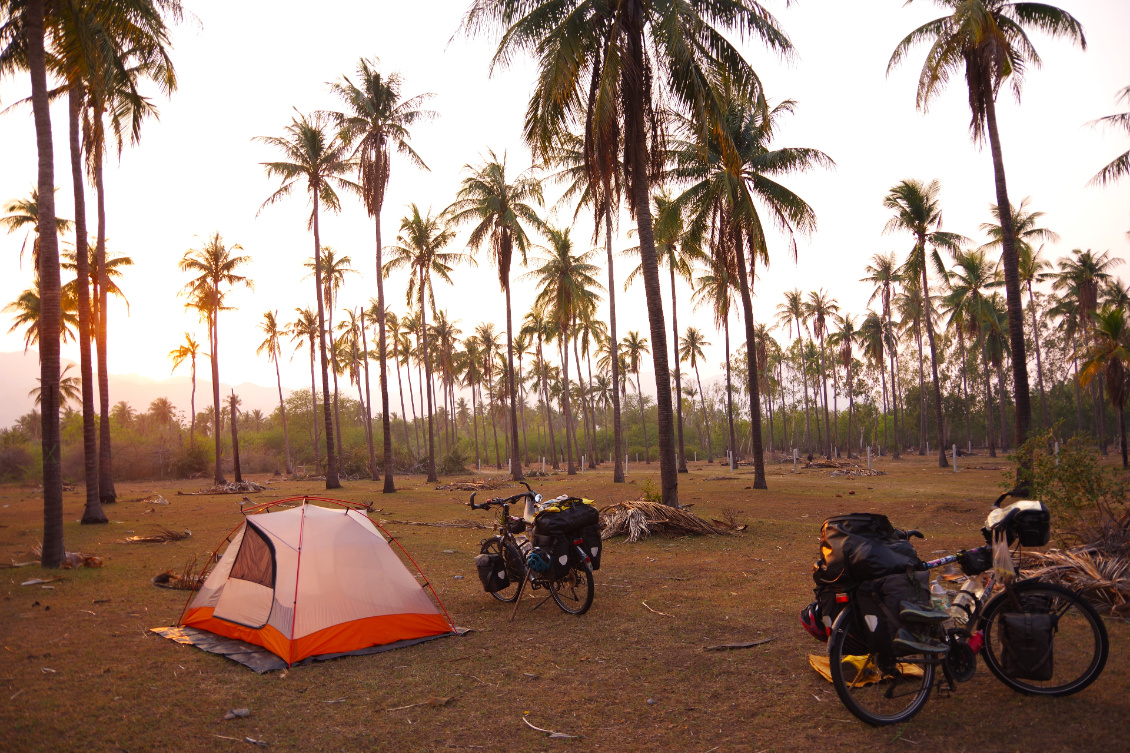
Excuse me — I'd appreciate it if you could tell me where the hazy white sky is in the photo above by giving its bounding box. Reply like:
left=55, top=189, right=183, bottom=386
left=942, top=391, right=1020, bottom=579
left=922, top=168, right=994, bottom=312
left=2, top=0, right=1128, bottom=404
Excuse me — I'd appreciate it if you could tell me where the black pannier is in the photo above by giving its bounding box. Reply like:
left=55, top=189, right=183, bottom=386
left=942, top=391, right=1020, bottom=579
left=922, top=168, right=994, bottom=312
left=533, top=533, right=572, bottom=579
left=958, top=546, right=993, bottom=576
left=474, top=553, right=510, bottom=593
left=534, top=500, right=599, bottom=538
left=854, top=569, right=932, bottom=662
left=1000, top=611, right=1056, bottom=680
left=813, top=513, right=920, bottom=589
left=579, top=523, right=602, bottom=571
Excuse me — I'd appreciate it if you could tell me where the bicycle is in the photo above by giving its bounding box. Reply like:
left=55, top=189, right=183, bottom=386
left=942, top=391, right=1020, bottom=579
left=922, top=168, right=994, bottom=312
left=823, top=491, right=1110, bottom=726
left=469, top=481, right=596, bottom=616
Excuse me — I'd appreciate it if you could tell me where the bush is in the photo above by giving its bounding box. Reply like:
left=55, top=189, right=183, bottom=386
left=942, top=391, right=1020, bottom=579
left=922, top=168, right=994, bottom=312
left=439, top=441, right=471, bottom=476
left=0, top=444, right=35, bottom=482
left=174, top=442, right=210, bottom=479
left=1010, top=430, right=1129, bottom=538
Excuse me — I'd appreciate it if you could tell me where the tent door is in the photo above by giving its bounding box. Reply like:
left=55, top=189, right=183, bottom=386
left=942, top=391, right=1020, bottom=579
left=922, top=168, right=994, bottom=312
left=214, top=522, right=276, bottom=628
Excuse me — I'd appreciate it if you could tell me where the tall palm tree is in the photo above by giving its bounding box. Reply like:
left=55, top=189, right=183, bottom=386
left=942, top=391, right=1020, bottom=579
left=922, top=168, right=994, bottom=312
left=523, top=227, right=604, bottom=474
left=256, top=111, right=357, bottom=489
left=1081, top=306, right=1130, bottom=469
left=328, top=57, right=434, bottom=493
left=804, top=290, right=839, bottom=458
left=680, top=326, right=713, bottom=463
left=1088, top=85, right=1130, bottom=188
left=620, top=330, right=652, bottom=465
left=547, top=130, right=625, bottom=481
left=169, top=333, right=200, bottom=447
left=520, top=308, right=559, bottom=469
left=673, top=95, right=832, bottom=484
left=257, top=310, right=293, bottom=475
left=979, top=198, right=1059, bottom=429
left=179, top=233, right=252, bottom=485
left=1053, top=249, right=1124, bottom=451
left=625, top=189, right=701, bottom=472
left=385, top=204, right=468, bottom=482
left=884, top=179, right=964, bottom=467
left=889, top=0, right=1086, bottom=476
left=4, top=279, right=80, bottom=350
left=289, top=307, right=322, bottom=472
left=859, top=313, right=890, bottom=451
left=447, top=150, right=544, bottom=480
left=462, top=0, right=793, bottom=506
left=829, top=314, right=859, bottom=457
left=1, top=189, right=72, bottom=269
left=304, top=247, right=356, bottom=460
left=476, top=321, right=504, bottom=467
left=861, top=252, right=903, bottom=457
left=776, top=288, right=813, bottom=455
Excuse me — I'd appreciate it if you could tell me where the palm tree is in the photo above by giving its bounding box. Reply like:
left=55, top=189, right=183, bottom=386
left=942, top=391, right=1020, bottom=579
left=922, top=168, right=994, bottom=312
left=673, top=95, right=832, bottom=484
left=385, top=204, right=468, bottom=482
left=257, top=310, right=293, bottom=475
left=1089, top=85, right=1130, bottom=187
left=680, top=326, right=713, bottom=463
left=169, top=333, right=201, bottom=446
left=860, top=313, right=891, bottom=451
left=328, top=57, right=434, bottom=493
left=979, top=198, right=1059, bottom=429
left=889, top=0, right=1086, bottom=474
left=620, top=330, right=651, bottom=465
left=180, top=234, right=252, bottom=485
left=861, top=252, right=903, bottom=457
left=289, top=307, right=322, bottom=472
left=384, top=310, right=413, bottom=453
left=256, top=111, right=357, bottom=489
left=523, top=227, right=604, bottom=474
left=1053, top=249, right=1124, bottom=451
left=804, top=290, right=839, bottom=458
left=520, top=308, right=559, bottom=470
left=884, top=179, right=964, bottom=467
left=1, top=188, right=73, bottom=269
left=829, top=314, right=859, bottom=458
left=462, top=0, right=793, bottom=506
left=548, top=130, right=626, bottom=482
left=4, top=280, right=80, bottom=351
left=304, top=247, right=356, bottom=460
left=476, top=322, right=504, bottom=467
left=29, top=364, right=82, bottom=410
left=1081, top=306, right=1130, bottom=468
left=776, top=288, right=813, bottom=455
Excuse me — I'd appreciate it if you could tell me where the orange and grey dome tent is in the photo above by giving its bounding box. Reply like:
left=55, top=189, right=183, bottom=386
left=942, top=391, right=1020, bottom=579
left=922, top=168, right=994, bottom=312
left=153, top=497, right=458, bottom=671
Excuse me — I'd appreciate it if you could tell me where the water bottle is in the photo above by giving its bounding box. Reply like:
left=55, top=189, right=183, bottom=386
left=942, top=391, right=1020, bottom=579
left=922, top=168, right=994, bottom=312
left=949, top=579, right=980, bottom=625
left=930, top=579, right=949, bottom=612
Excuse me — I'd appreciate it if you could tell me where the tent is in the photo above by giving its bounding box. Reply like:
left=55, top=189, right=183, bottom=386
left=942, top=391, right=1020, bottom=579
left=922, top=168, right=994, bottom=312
left=159, top=497, right=456, bottom=670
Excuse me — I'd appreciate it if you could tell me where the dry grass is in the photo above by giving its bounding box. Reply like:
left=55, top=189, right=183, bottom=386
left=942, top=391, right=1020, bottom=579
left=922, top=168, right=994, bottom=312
left=0, top=456, right=1127, bottom=752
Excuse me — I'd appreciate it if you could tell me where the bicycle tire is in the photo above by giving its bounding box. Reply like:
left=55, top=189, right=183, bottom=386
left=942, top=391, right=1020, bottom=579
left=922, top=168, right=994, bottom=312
left=481, top=537, right=525, bottom=604
left=977, top=579, right=1109, bottom=696
left=549, top=558, right=594, bottom=616
left=827, top=605, right=934, bottom=726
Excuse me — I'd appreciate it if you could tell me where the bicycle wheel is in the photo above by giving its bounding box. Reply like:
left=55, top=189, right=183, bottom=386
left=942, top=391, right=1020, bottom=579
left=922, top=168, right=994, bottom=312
left=977, top=579, right=1109, bottom=696
left=827, top=605, right=934, bottom=726
left=550, top=558, right=594, bottom=615
left=481, top=537, right=525, bottom=603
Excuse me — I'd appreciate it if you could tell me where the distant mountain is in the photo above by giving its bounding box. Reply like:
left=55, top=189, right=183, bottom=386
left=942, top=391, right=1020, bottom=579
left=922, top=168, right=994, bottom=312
left=0, top=350, right=290, bottom=428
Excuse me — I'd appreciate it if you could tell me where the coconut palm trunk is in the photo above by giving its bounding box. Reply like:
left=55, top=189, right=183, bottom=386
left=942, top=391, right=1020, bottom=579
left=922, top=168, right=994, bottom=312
left=724, top=319, right=736, bottom=466
left=635, top=366, right=649, bottom=463
left=418, top=270, right=438, bottom=482
left=327, top=301, right=344, bottom=459
left=1026, top=282, right=1049, bottom=429
left=958, top=331, right=972, bottom=449
left=68, top=89, right=104, bottom=524
left=308, top=338, right=320, bottom=472
left=996, top=358, right=1009, bottom=450
left=886, top=310, right=902, bottom=458
left=229, top=392, right=243, bottom=483
left=273, top=348, right=292, bottom=475
left=606, top=218, right=625, bottom=481
left=311, top=186, right=340, bottom=487
left=28, top=0, right=65, bottom=565
left=918, top=252, right=948, bottom=467
left=817, top=338, right=831, bottom=458
left=486, top=369, right=501, bottom=468
left=503, top=284, right=523, bottom=479
left=359, top=312, right=378, bottom=480
left=189, top=354, right=197, bottom=446
left=731, top=232, right=767, bottom=487
left=208, top=311, right=224, bottom=484
left=693, top=362, right=712, bottom=462
left=561, top=333, right=577, bottom=474
left=669, top=265, right=688, bottom=472
left=93, top=125, right=116, bottom=503
left=914, top=322, right=926, bottom=453
left=983, top=341, right=997, bottom=457
left=537, top=336, right=559, bottom=469
left=984, top=97, right=1032, bottom=460
left=800, top=347, right=813, bottom=455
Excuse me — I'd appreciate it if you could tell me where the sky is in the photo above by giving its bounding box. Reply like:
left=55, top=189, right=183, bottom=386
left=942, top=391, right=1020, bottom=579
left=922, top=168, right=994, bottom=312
left=1, top=0, right=1129, bottom=411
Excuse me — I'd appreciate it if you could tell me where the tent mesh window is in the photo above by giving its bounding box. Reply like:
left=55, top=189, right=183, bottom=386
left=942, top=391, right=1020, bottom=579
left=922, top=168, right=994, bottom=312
left=229, top=523, right=276, bottom=588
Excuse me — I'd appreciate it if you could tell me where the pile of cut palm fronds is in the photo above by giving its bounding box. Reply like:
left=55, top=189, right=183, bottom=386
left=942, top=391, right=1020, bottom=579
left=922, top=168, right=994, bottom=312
left=120, top=526, right=191, bottom=544
left=1026, top=543, right=1130, bottom=617
left=599, top=500, right=727, bottom=542
left=30, top=544, right=102, bottom=568
left=434, top=478, right=512, bottom=492
left=178, top=480, right=267, bottom=495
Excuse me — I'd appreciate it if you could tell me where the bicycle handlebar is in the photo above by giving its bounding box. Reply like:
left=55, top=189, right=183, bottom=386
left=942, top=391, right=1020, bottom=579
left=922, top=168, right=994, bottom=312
left=467, top=487, right=538, bottom=511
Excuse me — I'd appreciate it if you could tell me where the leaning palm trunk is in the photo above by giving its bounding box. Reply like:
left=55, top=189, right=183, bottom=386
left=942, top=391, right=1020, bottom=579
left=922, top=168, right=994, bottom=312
left=311, top=186, right=340, bottom=487
left=670, top=266, right=687, bottom=472
left=29, top=0, right=65, bottom=566
left=984, top=97, right=1032, bottom=473
left=209, top=313, right=225, bottom=484
left=68, top=89, right=104, bottom=525
left=731, top=230, right=767, bottom=488
left=606, top=218, right=625, bottom=481
left=93, top=128, right=116, bottom=503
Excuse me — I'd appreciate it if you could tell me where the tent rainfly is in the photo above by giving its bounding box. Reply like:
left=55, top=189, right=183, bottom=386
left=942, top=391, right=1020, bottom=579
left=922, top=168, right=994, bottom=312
left=176, top=498, right=455, bottom=667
